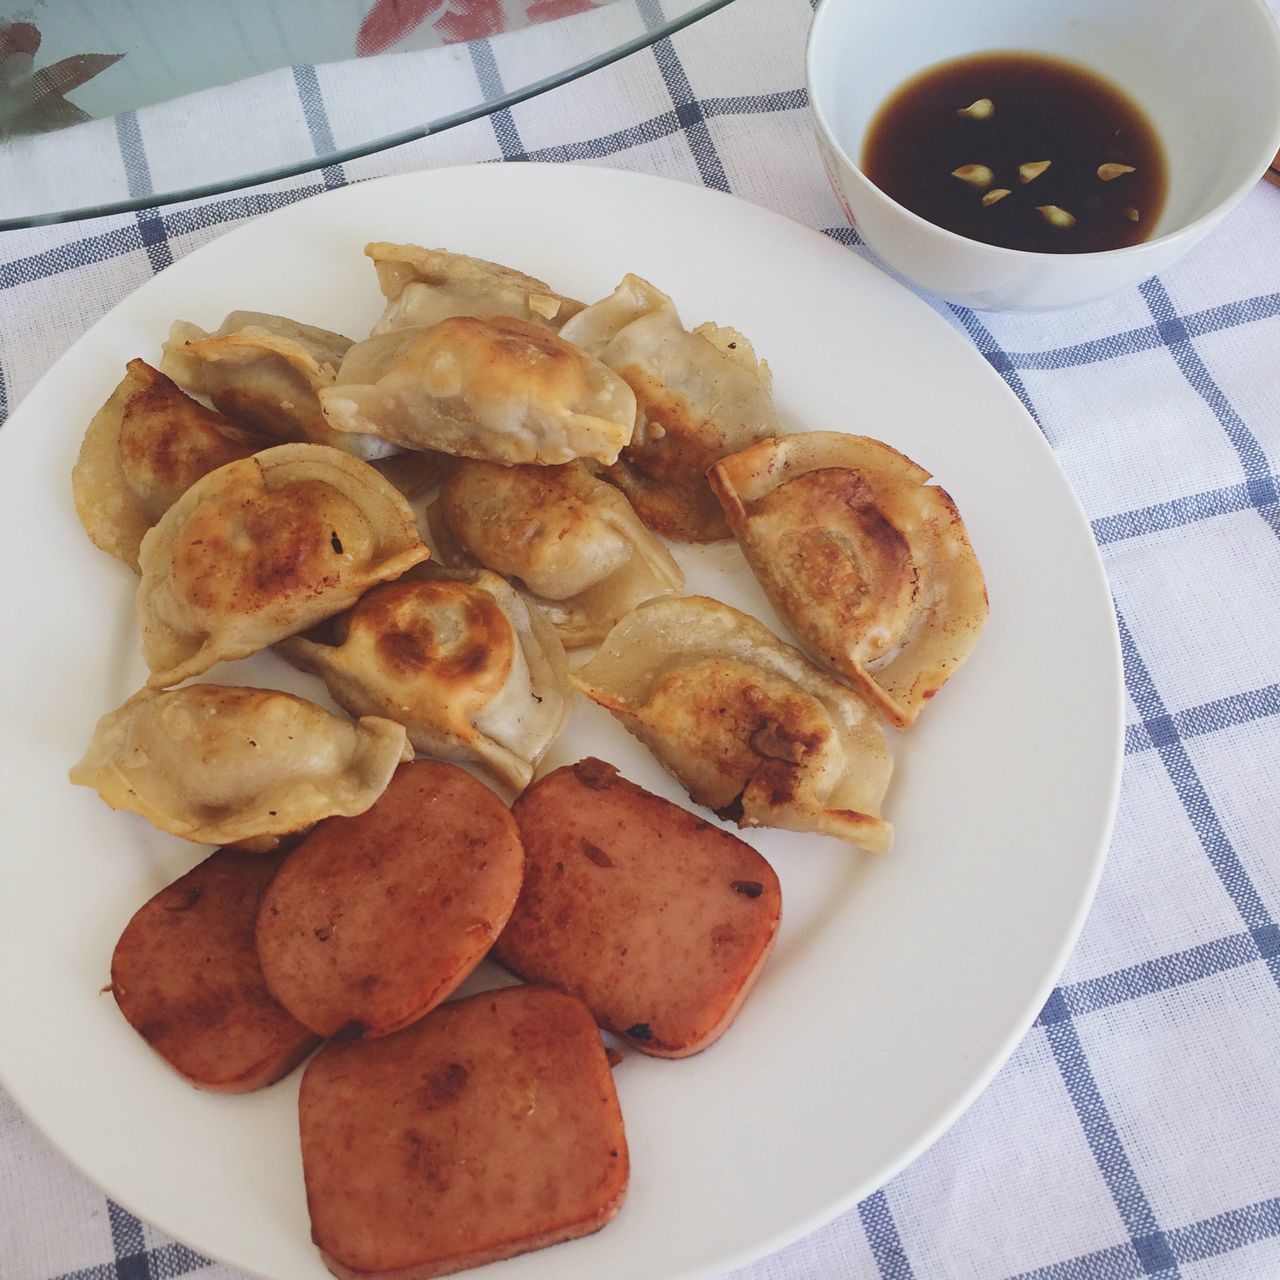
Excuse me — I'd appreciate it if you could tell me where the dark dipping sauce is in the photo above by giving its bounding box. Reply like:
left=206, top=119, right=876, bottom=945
left=861, top=51, right=1168, bottom=254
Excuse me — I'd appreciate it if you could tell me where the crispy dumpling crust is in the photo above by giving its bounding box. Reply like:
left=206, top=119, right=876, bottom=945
left=72, top=359, right=270, bottom=571
left=69, top=684, right=411, bottom=848
left=279, top=567, right=571, bottom=793
left=136, top=443, right=431, bottom=689
left=318, top=315, right=637, bottom=467
left=160, top=312, right=398, bottom=461
left=365, top=242, right=584, bottom=335
left=572, top=596, right=894, bottom=852
left=426, top=459, right=684, bottom=648
left=709, top=432, right=988, bottom=728
left=559, top=275, right=780, bottom=542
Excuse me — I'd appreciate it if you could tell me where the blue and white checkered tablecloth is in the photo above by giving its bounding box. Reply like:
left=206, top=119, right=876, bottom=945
left=4, top=0, right=1280, bottom=1276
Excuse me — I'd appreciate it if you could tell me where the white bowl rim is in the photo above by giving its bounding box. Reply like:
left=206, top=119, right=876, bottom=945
left=805, top=0, right=1280, bottom=266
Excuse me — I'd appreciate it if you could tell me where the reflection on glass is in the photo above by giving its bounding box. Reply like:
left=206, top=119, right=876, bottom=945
left=0, top=0, right=733, bottom=227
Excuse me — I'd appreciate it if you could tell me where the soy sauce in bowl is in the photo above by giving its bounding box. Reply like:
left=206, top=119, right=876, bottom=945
left=861, top=51, right=1168, bottom=253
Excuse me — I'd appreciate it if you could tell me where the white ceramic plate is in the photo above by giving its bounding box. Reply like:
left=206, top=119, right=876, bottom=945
left=0, top=165, right=1122, bottom=1280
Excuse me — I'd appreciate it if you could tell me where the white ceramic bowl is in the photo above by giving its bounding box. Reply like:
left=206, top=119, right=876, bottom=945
left=807, top=0, right=1280, bottom=311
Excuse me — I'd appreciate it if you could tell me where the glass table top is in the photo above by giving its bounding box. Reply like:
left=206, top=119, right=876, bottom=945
left=0, top=0, right=733, bottom=229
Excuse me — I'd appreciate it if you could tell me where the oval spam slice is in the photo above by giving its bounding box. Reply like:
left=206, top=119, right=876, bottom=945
left=255, top=760, right=523, bottom=1039
left=494, top=758, right=782, bottom=1057
left=110, top=847, right=320, bottom=1093
left=299, top=984, right=628, bottom=1280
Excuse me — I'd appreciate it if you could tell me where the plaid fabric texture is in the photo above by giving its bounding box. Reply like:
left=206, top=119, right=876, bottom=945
left=3, top=0, right=1280, bottom=1276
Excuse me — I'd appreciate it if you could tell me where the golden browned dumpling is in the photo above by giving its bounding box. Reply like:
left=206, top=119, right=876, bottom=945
left=572, top=596, right=894, bottom=852
left=279, top=568, right=571, bottom=793
left=426, top=459, right=683, bottom=648
left=72, top=360, right=271, bottom=571
left=709, top=433, right=988, bottom=729
left=159, top=312, right=397, bottom=460
left=136, top=443, right=431, bottom=688
left=69, top=684, right=411, bottom=849
left=317, top=316, right=636, bottom=467
left=559, top=275, right=780, bottom=542
left=365, top=242, right=583, bottom=335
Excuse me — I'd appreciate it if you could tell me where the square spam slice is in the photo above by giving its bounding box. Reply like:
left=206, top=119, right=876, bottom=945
left=255, top=760, right=524, bottom=1039
left=110, top=847, right=320, bottom=1092
left=494, top=758, right=782, bottom=1057
left=299, top=984, right=628, bottom=1280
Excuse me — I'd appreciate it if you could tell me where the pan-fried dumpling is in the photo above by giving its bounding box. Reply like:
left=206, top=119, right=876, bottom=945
left=69, top=684, right=411, bottom=849
left=317, top=316, right=636, bottom=466
left=572, top=596, right=893, bottom=852
left=72, top=360, right=272, bottom=571
left=559, top=275, right=780, bottom=542
left=426, top=459, right=684, bottom=648
left=137, top=443, right=431, bottom=688
left=365, top=242, right=583, bottom=335
left=279, top=569, right=571, bottom=792
left=709, top=433, right=988, bottom=729
left=160, top=312, right=398, bottom=461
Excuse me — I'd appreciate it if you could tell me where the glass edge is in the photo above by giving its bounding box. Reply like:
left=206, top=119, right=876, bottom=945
left=0, top=0, right=737, bottom=234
